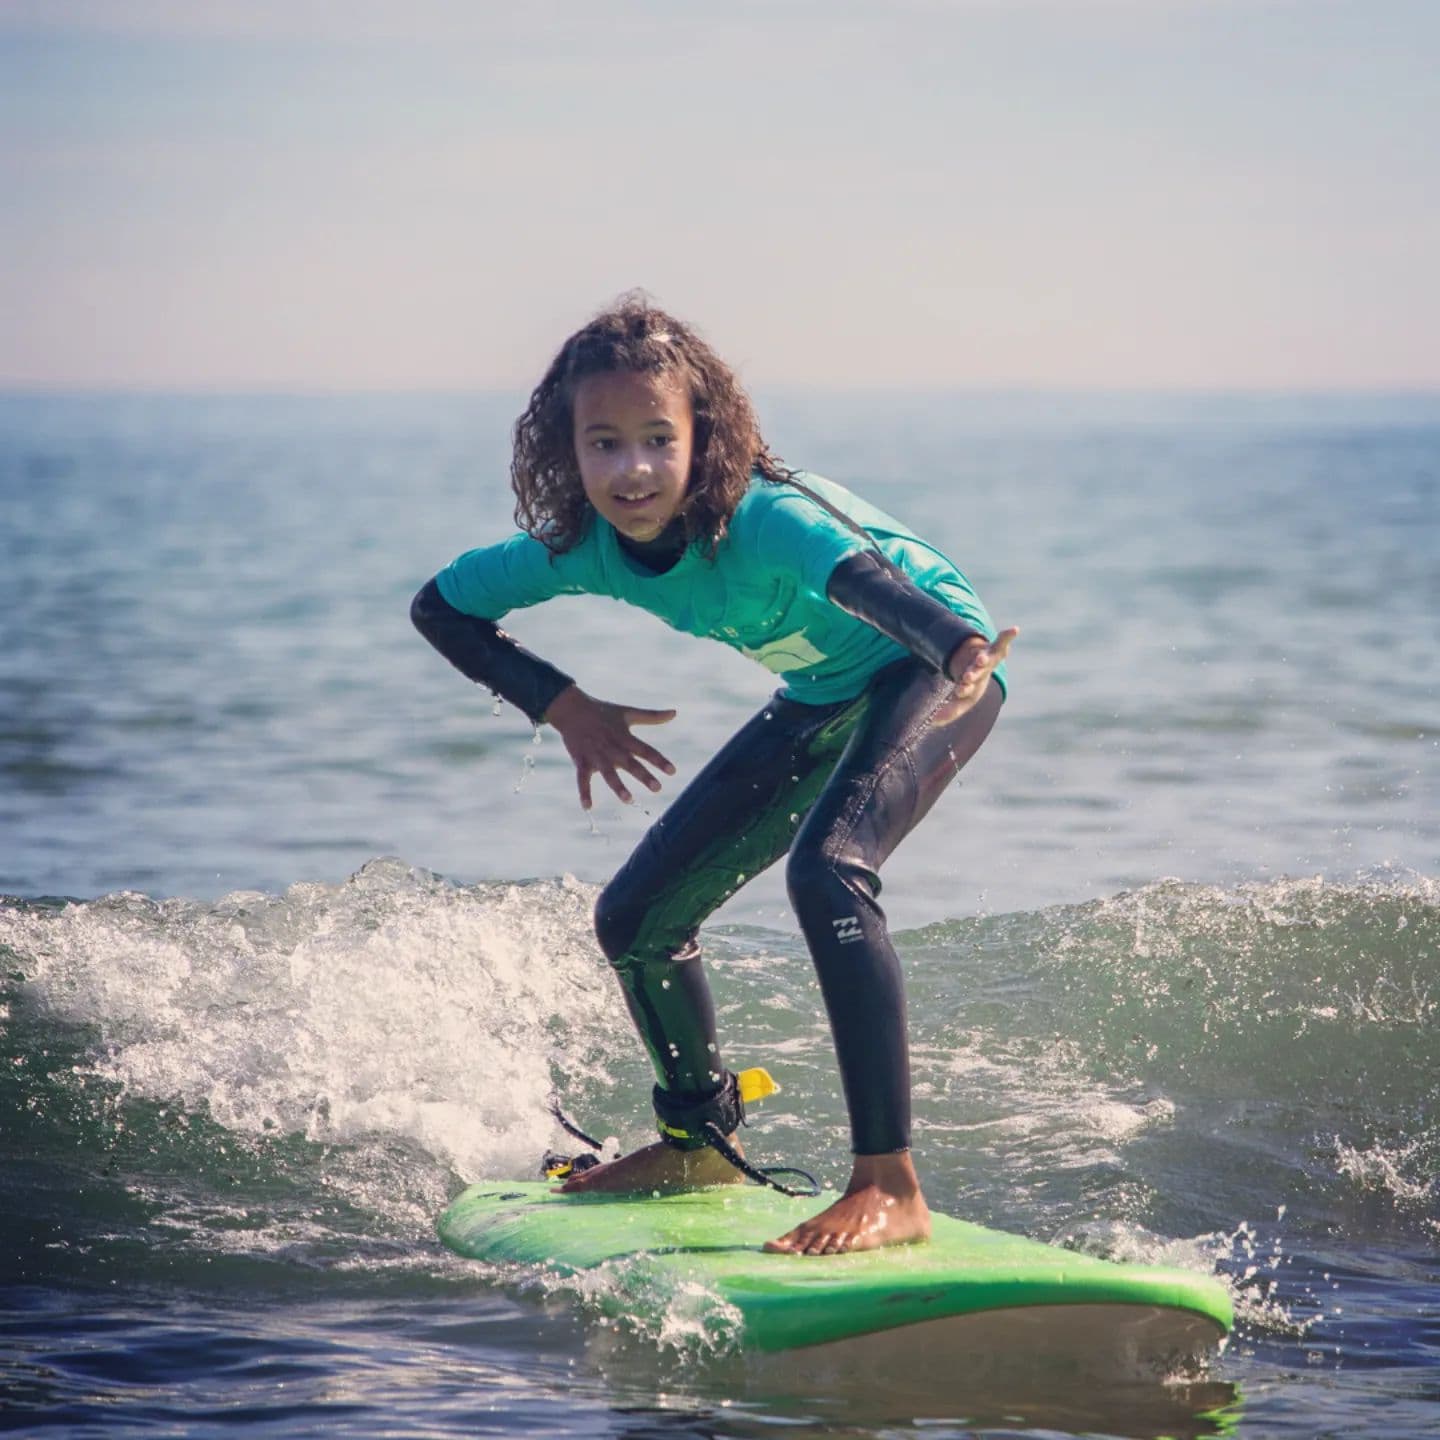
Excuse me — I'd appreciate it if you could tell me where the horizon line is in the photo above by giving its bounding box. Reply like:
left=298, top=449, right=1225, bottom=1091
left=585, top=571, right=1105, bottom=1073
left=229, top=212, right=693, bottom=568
left=4, top=381, right=1440, bottom=401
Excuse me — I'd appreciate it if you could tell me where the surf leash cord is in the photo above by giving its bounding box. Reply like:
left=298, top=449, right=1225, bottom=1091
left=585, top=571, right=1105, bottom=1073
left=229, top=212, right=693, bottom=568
left=544, top=1075, right=820, bottom=1198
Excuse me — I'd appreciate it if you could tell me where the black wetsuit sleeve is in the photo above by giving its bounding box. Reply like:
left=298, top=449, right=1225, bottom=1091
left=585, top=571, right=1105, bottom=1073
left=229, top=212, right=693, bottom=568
left=825, top=551, right=987, bottom=679
left=410, top=577, right=575, bottom=725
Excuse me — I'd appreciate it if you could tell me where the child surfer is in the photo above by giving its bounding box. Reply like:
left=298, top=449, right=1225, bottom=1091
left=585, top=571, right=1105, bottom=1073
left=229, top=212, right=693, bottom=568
left=412, top=297, right=1015, bottom=1256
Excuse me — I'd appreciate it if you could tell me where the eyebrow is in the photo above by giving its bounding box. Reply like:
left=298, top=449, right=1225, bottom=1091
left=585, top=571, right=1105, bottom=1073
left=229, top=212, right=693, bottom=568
left=581, top=419, right=678, bottom=433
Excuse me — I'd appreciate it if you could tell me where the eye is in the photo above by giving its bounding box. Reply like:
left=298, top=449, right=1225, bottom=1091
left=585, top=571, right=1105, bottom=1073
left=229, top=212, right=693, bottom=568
left=648, top=433, right=675, bottom=448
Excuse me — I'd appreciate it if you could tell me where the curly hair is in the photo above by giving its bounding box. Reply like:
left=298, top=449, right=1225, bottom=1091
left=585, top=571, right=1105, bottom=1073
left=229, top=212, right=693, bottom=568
left=511, top=294, right=789, bottom=556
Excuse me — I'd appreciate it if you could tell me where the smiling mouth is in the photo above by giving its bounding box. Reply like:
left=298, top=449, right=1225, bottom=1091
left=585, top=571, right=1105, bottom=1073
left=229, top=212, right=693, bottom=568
left=613, top=491, right=658, bottom=506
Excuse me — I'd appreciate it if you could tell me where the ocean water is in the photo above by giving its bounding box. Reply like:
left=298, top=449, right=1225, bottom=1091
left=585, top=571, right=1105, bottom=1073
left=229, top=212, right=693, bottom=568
left=1, top=390, right=1437, bottom=1438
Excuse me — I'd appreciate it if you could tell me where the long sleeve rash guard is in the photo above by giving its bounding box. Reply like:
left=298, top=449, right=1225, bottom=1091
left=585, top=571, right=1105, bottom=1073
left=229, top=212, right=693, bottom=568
left=413, top=471, right=1006, bottom=712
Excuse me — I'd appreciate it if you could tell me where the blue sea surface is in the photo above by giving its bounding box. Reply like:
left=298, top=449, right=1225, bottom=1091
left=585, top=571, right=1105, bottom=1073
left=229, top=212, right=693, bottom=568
left=1, top=391, right=1437, bottom=1437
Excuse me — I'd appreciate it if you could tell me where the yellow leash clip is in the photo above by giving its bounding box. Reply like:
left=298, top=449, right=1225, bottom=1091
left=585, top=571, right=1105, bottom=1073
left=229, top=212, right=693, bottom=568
left=737, top=1067, right=780, bottom=1106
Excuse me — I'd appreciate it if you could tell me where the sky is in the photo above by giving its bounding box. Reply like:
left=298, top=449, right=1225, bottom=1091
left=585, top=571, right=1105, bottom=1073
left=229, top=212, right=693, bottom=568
left=1, top=0, right=1437, bottom=390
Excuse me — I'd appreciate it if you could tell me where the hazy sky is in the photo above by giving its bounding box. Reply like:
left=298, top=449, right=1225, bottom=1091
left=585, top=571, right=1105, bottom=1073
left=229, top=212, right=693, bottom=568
left=2, top=0, right=1437, bottom=389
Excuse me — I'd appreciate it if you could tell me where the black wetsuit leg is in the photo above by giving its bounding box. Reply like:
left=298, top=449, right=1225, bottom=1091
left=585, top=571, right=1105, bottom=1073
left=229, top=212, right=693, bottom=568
left=786, top=664, right=1004, bottom=1155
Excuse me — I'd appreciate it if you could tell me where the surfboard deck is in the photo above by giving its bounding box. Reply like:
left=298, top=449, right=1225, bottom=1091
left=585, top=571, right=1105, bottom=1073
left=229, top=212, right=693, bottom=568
left=438, top=1181, right=1233, bottom=1362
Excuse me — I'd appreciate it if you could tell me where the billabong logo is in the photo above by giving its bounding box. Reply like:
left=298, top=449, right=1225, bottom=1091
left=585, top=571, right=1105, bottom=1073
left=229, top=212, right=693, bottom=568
left=832, top=916, right=863, bottom=944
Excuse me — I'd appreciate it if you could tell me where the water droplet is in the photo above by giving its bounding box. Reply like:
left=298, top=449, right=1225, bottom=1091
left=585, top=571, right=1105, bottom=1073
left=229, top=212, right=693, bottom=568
left=661, top=978, right=671, bottom=990
left=513, top=752, right=536, bottom=794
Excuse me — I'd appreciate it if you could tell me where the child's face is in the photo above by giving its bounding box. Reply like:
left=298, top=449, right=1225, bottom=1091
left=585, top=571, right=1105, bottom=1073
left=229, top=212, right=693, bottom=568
left=572, top=370, right=694, bottom=543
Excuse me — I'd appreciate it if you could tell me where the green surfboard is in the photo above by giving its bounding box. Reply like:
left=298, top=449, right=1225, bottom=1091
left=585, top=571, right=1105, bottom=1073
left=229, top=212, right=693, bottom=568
left=438, top=1181, right=1233, bottom=1366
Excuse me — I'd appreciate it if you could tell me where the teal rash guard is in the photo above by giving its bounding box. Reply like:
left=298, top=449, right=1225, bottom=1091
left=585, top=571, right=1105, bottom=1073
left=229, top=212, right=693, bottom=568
left=436, top=472, right=1006, bottom=706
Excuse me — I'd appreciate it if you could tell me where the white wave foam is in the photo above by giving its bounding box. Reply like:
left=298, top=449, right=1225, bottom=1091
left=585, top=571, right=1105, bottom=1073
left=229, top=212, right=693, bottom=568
left=0, top=859, right=626, bottom=1182
left=525, top=1255, right=746, bottom=1358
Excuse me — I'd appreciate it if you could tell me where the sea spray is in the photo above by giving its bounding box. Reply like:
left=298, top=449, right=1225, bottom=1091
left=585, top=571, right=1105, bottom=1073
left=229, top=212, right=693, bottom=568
left=1, top=861, right=628, bottom=1201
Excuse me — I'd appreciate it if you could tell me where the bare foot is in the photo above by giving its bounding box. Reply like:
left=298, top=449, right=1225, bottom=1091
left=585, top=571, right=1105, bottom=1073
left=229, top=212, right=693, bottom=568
left=557, top=1138, right=744, bottom=1194
left=764, top=1151, right=931, bottom=1256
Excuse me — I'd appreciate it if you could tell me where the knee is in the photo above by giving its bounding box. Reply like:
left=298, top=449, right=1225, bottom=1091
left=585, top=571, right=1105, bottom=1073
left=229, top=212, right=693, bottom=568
left=785, top=842, right=837, bottom=914
left=786, top=840, right=876, bottom=920
left=593, top=879, right=641, bottom=968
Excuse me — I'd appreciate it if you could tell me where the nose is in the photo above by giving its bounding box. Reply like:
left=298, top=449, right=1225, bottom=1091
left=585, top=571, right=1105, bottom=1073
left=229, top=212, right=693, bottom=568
left=622, top=445, right=652, bottom=478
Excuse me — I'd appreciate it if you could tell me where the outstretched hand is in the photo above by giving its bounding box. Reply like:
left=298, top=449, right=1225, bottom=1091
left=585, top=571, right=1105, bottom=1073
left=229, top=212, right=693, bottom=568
left=542, top=685, right=677, bottom=810
left=945, top=627, right=1018, bottom=704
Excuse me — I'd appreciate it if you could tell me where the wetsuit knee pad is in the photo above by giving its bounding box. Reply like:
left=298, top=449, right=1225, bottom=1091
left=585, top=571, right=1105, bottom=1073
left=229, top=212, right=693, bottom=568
left=652, top=1071, right=742, bottom=1151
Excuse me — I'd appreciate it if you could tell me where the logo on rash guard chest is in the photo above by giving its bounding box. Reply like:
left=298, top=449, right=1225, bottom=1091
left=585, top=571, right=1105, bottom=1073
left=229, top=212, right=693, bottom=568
left=738, top=631, right=827, bottom=673
left=832, top=916, right=863, bottom=944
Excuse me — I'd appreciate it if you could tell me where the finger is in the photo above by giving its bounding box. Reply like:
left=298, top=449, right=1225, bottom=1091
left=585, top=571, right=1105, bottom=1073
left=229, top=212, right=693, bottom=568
left=600, top=765, right=634, bottom=805
left=990, top=627, right=1019, bottom=659
left=629, top=739, right=676, bottom=775
left=623, top=707, right=677, bottom=727
left=576, top=763, right=593, bottom=811
left=617, top=756, right=664, bottom=793
left=959, top=653, right=995, bottom=685
left=962, top=629, right=1016, bottom=682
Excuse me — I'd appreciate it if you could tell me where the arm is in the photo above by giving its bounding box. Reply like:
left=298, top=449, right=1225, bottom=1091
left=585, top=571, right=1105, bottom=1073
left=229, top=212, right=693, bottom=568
left=410, top=577, right=575, bottom=725
left=410, top=578, right=676, bottom=807
left=825, top=551, right=1018, bottom=700
left=826, top=551, right=985, bottom=673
